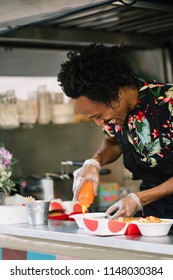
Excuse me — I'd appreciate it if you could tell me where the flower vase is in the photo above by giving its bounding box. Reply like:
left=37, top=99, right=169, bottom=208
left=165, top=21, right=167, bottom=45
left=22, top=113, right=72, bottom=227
left=0, top=192, right=5, bottom=205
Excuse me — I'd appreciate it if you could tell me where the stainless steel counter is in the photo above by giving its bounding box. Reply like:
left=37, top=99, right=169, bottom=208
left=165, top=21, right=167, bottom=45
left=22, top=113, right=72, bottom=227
left=0, top=220, right=173, bottom=259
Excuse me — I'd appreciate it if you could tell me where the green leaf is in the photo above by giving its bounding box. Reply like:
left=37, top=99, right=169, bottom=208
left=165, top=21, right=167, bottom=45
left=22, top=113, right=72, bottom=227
left=135, top=120, right=142, bottom=133
left=136, top=118, right=151, bottom=145
left=150, top=87, right=161, bottom=98
left=146, top=138, right=161, bottom=154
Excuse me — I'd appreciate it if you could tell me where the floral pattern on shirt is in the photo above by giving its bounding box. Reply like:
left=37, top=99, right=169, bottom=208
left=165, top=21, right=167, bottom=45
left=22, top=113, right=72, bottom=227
left=103, top=77, right=173, bottom=167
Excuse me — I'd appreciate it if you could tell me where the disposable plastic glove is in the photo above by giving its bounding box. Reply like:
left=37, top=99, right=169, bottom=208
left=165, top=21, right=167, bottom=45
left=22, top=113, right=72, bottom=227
left=106, top=193, right=143, bottom=219
left=72, top=159, right=101, bottom=201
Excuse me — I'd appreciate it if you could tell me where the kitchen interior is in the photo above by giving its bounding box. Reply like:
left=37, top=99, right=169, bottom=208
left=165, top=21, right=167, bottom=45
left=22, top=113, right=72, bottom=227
left=0, top=0, right=173, bottom=260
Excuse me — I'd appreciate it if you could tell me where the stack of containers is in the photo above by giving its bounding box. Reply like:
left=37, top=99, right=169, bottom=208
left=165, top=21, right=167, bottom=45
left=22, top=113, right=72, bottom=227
left=51, top=92, right=75, bottom=124
left=0, top=90, right=19, bottom=128
left=17, top=91, right=38, bottom=125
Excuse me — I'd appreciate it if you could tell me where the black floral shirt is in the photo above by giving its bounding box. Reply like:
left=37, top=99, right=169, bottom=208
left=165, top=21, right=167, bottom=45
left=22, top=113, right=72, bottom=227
left=103, top=77, right=173, bottom=167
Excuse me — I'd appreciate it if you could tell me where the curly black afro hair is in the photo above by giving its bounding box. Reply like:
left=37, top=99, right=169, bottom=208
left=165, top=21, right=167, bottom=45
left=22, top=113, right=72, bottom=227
left=57, top=44, right=134, bottom=105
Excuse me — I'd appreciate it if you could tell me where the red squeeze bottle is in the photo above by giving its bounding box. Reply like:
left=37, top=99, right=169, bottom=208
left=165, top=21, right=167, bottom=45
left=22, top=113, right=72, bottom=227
left=77, top=180, right=95, bottom=214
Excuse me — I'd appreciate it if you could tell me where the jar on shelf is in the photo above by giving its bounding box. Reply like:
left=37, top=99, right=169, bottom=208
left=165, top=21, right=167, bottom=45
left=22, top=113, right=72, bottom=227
left=0, top=90, right=19, bottom=129
left=17, top=91, right=38, bottom=125
left=37, top=85, right=52, bottom=124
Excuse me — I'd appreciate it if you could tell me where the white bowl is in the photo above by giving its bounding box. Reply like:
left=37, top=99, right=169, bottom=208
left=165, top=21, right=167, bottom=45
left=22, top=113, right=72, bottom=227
left=69, top=212, right=107, bottom=228
left=134, top=219, right=173, bottom=236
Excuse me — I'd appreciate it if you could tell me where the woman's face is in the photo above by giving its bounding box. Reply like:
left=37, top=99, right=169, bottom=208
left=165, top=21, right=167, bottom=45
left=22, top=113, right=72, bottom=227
left=74, top=95, right=129, bottom=126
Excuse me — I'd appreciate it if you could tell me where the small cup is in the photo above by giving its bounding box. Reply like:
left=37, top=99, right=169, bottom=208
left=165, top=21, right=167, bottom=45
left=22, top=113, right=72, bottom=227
left=26, top=200, right=50, bottom=225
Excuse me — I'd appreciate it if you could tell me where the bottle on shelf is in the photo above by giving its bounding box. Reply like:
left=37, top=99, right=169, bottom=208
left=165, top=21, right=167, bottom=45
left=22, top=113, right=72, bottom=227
left=77, top=180, right=95, bottom=214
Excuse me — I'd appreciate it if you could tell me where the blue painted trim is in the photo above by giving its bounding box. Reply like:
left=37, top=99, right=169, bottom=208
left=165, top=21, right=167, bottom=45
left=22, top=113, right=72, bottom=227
left=27, top=251, right=56, bottom=260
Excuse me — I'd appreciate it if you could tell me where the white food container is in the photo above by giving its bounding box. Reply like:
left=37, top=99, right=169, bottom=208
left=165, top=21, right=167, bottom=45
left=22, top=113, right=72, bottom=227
left=71, top=214, right=173, bottom=237
left=70, top=213, right=129, bottom=235
left=134, top=219, right=173, bottom=236
left=70, top=213, right=107, bottom=229
left=82, top=217, right=129, bottom=236
left=0, top=205, right=28, bottom=224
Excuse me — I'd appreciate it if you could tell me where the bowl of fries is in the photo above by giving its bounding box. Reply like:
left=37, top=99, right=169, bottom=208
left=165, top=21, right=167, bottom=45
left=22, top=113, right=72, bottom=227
left=133, top=216, right=173, bottom=236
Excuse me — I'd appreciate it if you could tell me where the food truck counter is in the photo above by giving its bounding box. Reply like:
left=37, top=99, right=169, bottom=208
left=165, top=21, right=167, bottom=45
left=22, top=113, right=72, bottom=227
left=0, top=220, right=173, bottom=260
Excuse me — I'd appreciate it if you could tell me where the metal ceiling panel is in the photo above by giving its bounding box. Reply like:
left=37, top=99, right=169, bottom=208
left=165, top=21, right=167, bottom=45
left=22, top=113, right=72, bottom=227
left=0, top=0, right=106, bottom=32
left=0, top=0, right=173, bottom=48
